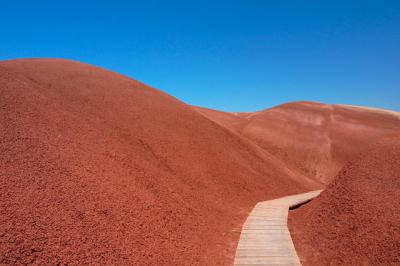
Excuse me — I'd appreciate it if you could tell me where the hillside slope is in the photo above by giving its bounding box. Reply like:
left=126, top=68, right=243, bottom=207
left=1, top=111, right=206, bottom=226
left=194, top=102, right=400, bottom=183
left=289, top=136, right=400, bottom=265
left=0, top=59, right=318, bottom=265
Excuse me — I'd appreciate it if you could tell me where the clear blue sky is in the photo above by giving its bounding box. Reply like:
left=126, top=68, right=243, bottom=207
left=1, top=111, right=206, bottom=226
left=1, top=1, right=399, bottom=112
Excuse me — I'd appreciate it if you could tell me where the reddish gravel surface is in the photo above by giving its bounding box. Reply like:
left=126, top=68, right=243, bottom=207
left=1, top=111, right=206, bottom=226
left=195, top=102, right=400, bottom=184
left=0, top=59, right=320, bottom=265
left=289, top=136, right=400, bottom=265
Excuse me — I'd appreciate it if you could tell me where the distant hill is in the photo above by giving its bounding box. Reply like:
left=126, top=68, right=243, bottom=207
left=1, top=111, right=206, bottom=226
left=194, top=101, right=400, bottom=184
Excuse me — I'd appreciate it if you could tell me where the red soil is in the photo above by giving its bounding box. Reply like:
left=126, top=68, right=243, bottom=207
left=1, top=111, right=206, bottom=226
left=194, top=102, right=400, bottom=184
left=289, top=136, right=400, bottom=265
left=0, top=59, right=319, bottom=265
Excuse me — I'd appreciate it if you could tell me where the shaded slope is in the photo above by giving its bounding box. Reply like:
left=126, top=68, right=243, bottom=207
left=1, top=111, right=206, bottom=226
left=195, top=102, right=400, bottom=184
left=0, top=59, right=318, bottom=265
left=289, top=136, right=400, bottom=265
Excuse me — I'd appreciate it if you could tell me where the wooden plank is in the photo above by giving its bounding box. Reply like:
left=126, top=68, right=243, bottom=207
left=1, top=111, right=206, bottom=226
left=233, top=190, right=322, bottom=266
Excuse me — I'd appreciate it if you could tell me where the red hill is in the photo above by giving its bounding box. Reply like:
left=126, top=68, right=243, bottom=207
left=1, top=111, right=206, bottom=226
left=289, top=136, right=400, bottom=265
left=0, top=59, right=318, bottom=265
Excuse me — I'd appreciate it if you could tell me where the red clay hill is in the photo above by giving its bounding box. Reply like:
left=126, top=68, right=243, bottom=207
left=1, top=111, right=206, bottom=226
left=0, top=59, right=319, bottom=265
left=194, top=102, right=400, bottom=184
left=289, top=136, right=400, bottom=265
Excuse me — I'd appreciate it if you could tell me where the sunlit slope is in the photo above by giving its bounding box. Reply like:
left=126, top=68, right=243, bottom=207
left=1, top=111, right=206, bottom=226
left=0, top=59, right=318, bottom=265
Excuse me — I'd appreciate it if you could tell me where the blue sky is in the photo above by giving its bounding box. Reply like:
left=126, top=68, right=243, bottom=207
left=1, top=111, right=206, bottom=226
left=1, top=1, right=399, bottom=112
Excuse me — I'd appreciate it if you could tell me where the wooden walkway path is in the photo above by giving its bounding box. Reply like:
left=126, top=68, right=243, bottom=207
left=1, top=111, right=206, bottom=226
left=234, top=190, right=322, bottom=265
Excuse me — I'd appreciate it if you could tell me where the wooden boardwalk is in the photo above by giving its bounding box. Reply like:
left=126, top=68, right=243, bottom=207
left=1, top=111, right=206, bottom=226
left=234, top=190, right=322, bottom=265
